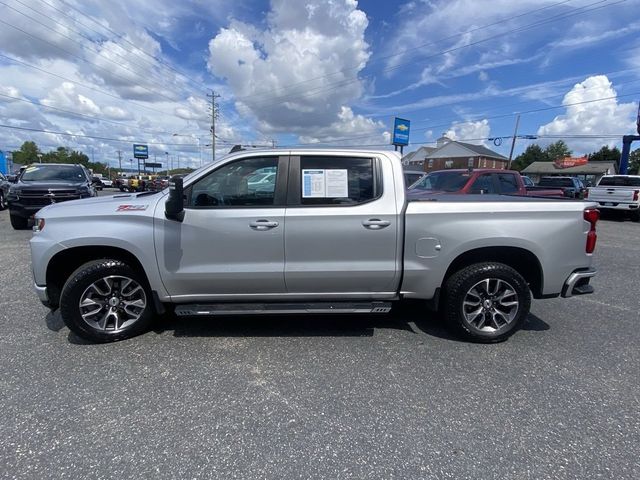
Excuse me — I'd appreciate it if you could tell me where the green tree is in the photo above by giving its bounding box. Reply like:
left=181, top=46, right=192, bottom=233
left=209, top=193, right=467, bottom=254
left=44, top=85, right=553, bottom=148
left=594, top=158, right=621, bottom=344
left=544, top=140, right=572, bottom=162
left=12, top=141, right=40, bottom=165
left=588, top=145, right=621, bottom=163
left=629, top=148, right=640, bottom=174
left=511, top=144, right=546, bottom=171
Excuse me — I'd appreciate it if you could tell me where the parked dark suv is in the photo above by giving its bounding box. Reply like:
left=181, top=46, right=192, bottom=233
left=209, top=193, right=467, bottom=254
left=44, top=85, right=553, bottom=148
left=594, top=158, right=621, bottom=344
left=7, top=163, right=97, bottom=229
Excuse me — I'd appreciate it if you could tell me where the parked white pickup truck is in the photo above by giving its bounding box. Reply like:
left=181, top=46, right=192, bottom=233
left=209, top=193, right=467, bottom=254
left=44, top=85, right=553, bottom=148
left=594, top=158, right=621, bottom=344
left=586, top=175, right=640, bottom=221
left=30, top=149, right=599, bottom=343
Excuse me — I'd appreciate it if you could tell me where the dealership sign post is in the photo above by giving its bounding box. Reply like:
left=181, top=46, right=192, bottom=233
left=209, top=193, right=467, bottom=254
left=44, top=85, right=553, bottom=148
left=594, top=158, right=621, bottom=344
left=391, top=117, right=410, bottom=155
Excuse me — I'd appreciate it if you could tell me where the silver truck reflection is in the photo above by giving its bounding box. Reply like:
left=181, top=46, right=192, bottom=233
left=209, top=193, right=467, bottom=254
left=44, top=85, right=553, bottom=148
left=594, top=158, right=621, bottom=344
left=30, top=149, right=598, bottom=343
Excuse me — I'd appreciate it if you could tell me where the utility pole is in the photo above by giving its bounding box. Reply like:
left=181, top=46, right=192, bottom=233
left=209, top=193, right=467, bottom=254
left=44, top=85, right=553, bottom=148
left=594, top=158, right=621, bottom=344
left=207, top=90, right=221, bottom=163
left=116, top=150, right=122, bottom=174
left=271, top=139, right=276, bottom=149
left=507, top=115, right=520, bottom=169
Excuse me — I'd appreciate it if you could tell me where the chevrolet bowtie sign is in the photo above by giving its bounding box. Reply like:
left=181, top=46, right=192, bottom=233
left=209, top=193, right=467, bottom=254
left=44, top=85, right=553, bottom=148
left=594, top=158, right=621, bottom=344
left=392, top=117, right=410, bottom=147
left=133, top=144, right=149, bottom=159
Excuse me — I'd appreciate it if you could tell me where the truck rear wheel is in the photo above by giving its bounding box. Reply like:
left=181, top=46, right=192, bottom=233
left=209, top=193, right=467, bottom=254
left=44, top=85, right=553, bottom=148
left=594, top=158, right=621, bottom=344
left=443, top=262, right=531, bottom=343
left=59, top=259, right=154, bottom=343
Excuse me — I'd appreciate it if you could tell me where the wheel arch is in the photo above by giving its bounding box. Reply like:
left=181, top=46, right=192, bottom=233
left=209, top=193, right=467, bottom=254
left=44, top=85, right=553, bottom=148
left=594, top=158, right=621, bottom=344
left=46, top=246, right=149, bottom=309
left=443, top=246, right=544, bottom=299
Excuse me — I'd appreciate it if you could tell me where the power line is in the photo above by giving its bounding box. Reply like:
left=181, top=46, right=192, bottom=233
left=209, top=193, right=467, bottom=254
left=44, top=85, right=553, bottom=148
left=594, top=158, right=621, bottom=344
left=280, top=90, right=640, bottom=147
left=244, top=0, right=624, bottom=111
left=10, top=0, right=211, bottom=101
left=364, top=68, right=640, bottom=122
left=232, top=0, right=576, bottom=102
left=0, top=53, right=211, bottom=125
left=48, top=0, right=210, bottom=96
left=332, top=77, right=640, bottom=146
left=0, top=16, right=183, bottom=105
left=0, top=0, right=200, bottom=101
left=0, top=92, right=183, bottom=137
left=0, top=123, right=202, bottom=146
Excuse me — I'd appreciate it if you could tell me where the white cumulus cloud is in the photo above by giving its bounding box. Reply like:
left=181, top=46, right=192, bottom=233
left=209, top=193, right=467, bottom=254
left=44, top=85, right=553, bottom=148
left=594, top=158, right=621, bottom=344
left=445, top=119, right=491, bottom=145
left=207, top=0, right=374, bottom=140
left=537, top=75, right=637, bottom=154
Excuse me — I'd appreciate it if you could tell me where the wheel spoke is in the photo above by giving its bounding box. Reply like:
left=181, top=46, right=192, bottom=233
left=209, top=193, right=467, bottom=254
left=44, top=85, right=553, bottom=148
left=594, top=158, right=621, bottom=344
left=121, top=285, right=142, bottom=298
left=465, top=307, right=483, bottom=325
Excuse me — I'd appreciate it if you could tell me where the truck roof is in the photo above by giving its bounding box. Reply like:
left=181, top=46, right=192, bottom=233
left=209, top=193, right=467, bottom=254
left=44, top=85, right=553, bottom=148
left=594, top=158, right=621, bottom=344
left=428, top=168, right=521, bottom=174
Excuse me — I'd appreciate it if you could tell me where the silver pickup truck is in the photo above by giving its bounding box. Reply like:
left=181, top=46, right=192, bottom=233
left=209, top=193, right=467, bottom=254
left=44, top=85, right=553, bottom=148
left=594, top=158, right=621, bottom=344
left=30, top=149, right=598, bottom=343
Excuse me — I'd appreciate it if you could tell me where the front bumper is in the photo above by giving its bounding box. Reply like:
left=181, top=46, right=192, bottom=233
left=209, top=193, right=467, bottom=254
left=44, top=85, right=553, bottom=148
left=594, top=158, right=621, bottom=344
left=8, top=202, right=42, bottom=218
left=561, top=268, right=596, bottom=298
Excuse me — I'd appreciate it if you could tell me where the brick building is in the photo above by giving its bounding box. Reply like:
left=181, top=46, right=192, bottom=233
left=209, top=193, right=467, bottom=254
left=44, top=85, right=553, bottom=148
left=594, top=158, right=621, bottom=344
left=403, top=136, right=508, bottom=172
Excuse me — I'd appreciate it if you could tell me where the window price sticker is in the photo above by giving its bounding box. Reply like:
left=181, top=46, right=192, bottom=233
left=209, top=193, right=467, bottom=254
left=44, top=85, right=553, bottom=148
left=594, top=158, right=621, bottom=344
left=302, top=169, right=348, bottom=198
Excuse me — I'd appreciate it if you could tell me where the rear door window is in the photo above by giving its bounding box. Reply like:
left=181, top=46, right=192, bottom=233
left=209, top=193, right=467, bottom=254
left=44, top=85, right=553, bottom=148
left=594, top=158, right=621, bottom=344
left=296, top=156, right=379, bottom=206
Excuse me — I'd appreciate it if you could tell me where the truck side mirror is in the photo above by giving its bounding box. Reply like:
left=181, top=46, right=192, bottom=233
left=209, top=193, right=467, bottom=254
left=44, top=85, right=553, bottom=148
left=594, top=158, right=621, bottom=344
left=7, top=175, right=17, bottom=183
left=165, top=176, right=185, bottom=222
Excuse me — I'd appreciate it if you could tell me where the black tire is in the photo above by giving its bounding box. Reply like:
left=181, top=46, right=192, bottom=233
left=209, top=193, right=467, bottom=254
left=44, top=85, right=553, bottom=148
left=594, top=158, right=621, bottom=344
left=0, top=191, right=6, bottom=210
left=443, top=262, right=531, bottom=343
left=10, top=213, right=29, bottom=230
left=60, top=259, right=155, bottom=343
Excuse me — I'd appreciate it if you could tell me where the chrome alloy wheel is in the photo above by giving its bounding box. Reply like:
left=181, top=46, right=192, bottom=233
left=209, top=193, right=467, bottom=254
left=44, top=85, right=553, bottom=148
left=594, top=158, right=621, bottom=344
left=462, top=278, right=519, bottom=333
left=78, top=275, right=147, bottom=332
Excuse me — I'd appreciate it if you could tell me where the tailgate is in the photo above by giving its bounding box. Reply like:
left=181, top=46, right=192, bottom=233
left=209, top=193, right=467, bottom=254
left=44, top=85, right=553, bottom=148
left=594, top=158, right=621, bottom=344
left=588, top=187, right=636, bottom=203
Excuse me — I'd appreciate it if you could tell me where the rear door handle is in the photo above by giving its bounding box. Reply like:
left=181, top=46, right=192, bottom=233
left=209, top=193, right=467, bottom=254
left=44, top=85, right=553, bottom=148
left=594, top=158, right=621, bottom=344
left=362, top=219, right=391, bottom=229
left=249, top=219, right=279, bottom=230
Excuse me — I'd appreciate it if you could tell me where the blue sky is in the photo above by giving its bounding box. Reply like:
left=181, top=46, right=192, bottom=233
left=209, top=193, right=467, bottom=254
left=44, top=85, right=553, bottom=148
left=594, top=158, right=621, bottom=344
left=0, top=0, right=639, bottom=168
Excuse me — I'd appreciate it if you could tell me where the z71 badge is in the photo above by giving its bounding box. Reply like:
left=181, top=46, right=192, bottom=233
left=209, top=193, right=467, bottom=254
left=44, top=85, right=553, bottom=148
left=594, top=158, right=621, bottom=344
left=116, top=204, right=148, bottom=212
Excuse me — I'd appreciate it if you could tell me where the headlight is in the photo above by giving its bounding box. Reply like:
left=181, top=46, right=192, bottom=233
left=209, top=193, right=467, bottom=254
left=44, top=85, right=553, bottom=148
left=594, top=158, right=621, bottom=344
left=33, top=217, right=45, bottom=232
left=8, top=186, right=20, bottom=199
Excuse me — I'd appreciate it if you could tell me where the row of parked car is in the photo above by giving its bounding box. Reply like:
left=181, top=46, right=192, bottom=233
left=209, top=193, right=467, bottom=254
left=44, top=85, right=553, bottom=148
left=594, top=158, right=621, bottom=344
left=404, top=169, right=588, bottom=198
left=403, top=168, right=640, bottom=220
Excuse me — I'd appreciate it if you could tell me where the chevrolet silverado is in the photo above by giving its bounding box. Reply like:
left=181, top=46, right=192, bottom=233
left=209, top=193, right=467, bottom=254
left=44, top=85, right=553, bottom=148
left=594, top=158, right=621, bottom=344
left=30, top=149, right=598, bottom=343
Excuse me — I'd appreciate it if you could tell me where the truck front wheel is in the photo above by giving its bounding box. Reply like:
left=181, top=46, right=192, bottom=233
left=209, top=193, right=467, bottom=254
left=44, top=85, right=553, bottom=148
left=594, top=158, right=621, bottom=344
left=443, top=262, right=531, bottom=343
left=59, top=259, right=154, bottom=343
left=10, top=213, right=29, bottom=230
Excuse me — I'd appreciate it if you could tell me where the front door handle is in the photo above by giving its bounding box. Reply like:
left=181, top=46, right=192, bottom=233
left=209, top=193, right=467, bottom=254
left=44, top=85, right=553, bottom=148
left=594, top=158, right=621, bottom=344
left=362, top=219, right=391, bottom=229
left=249, top=219, right=279, bottom=230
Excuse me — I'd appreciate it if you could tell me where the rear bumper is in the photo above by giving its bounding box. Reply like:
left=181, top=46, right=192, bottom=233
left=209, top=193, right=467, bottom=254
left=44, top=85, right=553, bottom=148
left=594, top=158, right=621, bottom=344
left=595, top=202, right=639, bottom=211
left=561, top=268, right=596, bottom=298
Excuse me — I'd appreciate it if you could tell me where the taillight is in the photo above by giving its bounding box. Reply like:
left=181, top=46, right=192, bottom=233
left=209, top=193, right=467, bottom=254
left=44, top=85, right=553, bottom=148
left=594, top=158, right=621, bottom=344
left=584, top=208, right=599, bottom=254
left=633, top=190, right=639, bottom=201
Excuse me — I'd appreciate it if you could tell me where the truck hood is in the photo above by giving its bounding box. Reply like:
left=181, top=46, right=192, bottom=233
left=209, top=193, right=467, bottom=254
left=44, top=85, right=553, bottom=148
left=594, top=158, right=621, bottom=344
left=15, top=181, right=88, bottom=190
left=37, top=191, right=165, bottom=219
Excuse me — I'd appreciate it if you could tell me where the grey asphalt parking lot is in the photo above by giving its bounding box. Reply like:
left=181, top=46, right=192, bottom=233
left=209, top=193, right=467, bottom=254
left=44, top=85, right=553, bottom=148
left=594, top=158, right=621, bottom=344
left=1, top=196, right=639, bottom=479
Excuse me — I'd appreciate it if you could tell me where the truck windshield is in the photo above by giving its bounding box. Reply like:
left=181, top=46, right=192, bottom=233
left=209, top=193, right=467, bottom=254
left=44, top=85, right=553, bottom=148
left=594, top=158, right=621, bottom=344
left=411, top=171, right=471, bottom=192
left=20, top=165, right=86, bottom=182
left=598, top=176, right=640, bottom=187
